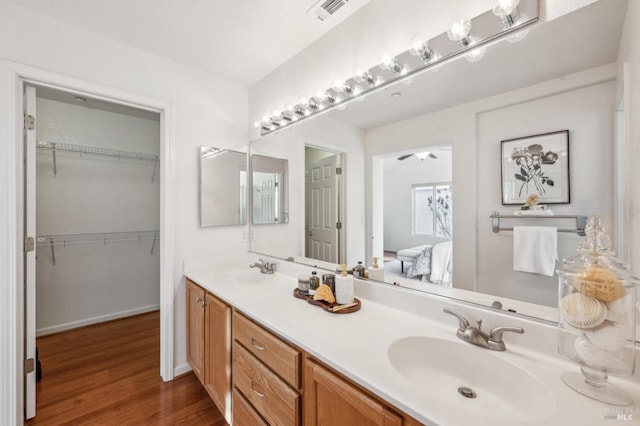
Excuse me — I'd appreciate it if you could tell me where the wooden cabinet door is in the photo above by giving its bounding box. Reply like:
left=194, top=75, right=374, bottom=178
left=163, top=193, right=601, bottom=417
left=304, top=359, right=403, bottom=426
left=204, top=292, right=231, bottom=422
left=186, top=280, right=205, bottom=382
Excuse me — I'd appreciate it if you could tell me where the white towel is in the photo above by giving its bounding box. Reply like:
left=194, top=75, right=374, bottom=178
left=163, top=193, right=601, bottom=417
left=430, top=241, right=453, bottom=285
left=513, top=226, right=557, bottom=276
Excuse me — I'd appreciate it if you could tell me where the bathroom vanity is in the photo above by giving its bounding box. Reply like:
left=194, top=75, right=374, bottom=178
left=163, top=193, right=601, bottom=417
left=187, top=276, right=420, bottom=425
left=186, top=258, right=640, bottom=425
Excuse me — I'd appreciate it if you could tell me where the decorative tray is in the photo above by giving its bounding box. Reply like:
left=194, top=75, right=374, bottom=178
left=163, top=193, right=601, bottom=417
left=293, top=288, right=361, bottom=314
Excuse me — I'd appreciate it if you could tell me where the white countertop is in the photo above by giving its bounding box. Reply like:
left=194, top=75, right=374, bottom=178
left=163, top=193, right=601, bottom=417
left=186, top=264, right=640, bottom=426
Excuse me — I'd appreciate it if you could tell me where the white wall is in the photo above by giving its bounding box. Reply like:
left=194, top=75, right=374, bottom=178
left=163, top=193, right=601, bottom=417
left=383, top=152, right=452, bottom=252
left=366, top=65, right=617, bottom=305
left=0, top=3, right=248, bottom=417
left=617, top=0, right=640, bottom=276
left=35, top=97, right=160, bottom=335
left=250, top=116, right=365, bottom=265
left=475, top=81, right=614, bottom=306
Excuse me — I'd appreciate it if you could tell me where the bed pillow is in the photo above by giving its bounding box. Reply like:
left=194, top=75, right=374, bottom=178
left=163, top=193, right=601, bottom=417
left=407, top=246, right=432, bottom=278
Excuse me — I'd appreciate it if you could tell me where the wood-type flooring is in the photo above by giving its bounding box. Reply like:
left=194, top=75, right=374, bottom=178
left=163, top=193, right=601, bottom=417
left=26, top=311, right=225, bottom=425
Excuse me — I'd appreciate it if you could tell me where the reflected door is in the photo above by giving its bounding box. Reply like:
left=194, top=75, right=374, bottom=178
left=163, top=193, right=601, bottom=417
left=253, top=171, right=278, bottom=223
left=306, top=155, right=339, bottom=262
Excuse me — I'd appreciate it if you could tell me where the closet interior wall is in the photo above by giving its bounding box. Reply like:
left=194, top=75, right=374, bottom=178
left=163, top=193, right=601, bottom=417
left=35, top=91, right=161, bottom=336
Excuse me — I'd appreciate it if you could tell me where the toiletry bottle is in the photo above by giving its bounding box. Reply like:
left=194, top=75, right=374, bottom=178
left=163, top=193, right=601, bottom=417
left=322, top=273, right=336, bottom=293
left=353, top=261, right=365, bottom=278
left=335, top=264, right=354, bottom=304
left=309, top=271, right=320, bottom=296
left=298, top=274, right=310, bottom=295
left=367, top=257, right=385, bottom=281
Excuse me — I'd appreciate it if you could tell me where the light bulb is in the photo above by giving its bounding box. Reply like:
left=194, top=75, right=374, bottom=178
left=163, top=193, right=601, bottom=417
left=447, top=18, right=472, bottom=46
left=379, top=54, right=404, bottom=75
left=333, top=79, right=348, bottom=93
left=307, top=97, right=320, bottom=110
left=293, top=103, right=306, bottom=117
left=493, top=0, right=520, bottom=27
left=409, top=33, right=436, bottom=63
left=493, top=0, right=520, bottom=17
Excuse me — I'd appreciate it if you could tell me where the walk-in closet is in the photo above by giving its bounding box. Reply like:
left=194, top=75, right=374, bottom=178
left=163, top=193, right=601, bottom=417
left=32, top=86, right=161, bottom=337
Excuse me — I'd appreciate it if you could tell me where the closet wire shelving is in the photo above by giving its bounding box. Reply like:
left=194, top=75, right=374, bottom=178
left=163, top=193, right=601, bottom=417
left=37, top=140, right=160, bottom=182
left=37, top=230, right=160, bottom=265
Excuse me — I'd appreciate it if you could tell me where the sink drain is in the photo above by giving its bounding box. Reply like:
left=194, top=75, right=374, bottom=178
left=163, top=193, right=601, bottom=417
left=458, top=386, right=477, bottom=399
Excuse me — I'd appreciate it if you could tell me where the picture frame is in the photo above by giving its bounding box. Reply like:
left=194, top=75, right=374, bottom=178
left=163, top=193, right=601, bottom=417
left=500, top=130, right=570, bottom=205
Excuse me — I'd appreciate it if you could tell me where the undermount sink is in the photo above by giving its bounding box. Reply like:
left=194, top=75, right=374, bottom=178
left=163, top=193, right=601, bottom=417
left=231, top=269, right=266, bottom=284
left=387, top=336, right=555, bottom=422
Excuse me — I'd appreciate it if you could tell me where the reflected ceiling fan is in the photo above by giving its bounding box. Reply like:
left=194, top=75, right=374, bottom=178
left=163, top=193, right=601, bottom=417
left=397, top=151, right=437, bottom=161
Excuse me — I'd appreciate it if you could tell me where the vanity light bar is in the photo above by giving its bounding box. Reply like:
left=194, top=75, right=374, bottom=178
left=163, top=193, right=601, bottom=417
left=258, top=0, right=538, bottom=136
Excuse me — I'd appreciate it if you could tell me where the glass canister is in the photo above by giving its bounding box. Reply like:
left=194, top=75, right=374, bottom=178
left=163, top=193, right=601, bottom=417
left=556, top=216, right=638, bottom=405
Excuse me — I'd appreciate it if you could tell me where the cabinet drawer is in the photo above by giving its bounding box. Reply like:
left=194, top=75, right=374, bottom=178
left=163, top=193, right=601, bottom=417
left=233, top=341, right=300, bottom=426
left=233, top=311, right=301, bottom=389
left=232, top=387, right=269, bottom=426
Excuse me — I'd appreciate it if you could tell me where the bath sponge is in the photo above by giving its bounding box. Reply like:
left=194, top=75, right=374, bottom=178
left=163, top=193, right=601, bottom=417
left=560, top=293, right=608, bottom=329
left=572, top=266, right=626, bottom=302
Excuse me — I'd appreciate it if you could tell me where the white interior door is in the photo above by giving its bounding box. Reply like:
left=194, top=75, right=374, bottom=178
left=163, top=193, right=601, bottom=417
left=306, top=155, right=339, bottom=263
left=24, top=84, right=37, bottom=419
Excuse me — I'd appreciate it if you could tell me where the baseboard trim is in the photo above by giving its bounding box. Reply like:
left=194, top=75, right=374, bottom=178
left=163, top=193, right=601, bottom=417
left=36, top=304, right=160, bottom=337
left=173, top=362, right=192, bottom=378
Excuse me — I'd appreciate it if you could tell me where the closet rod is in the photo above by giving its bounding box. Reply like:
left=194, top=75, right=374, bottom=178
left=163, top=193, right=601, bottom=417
left=37, top=230, right=159, bottom=265
left=37, top=141, right=159, bottom=181
left=37, top=141, right=160, bottom=162
left=490, top=212, right=587, bottom=236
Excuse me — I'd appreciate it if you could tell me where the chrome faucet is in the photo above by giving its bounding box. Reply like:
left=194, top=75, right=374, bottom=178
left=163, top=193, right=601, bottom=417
left=249, top=258, right=276, bottom=274
left=443, top=308, right=524, bottom=351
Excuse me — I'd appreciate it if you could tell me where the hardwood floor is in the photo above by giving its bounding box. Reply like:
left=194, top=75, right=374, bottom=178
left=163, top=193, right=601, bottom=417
left=27, top=311, right=226, bottom=425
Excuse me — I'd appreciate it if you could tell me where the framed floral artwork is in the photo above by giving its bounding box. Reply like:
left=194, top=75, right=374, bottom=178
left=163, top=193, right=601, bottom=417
left=500, top=130, right=570, bottom=205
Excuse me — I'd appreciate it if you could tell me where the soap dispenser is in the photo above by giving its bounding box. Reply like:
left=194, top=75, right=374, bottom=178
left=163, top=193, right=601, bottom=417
left=367, top=257, right=384, bottom=281
left=335, top=264, right=354, bottom=304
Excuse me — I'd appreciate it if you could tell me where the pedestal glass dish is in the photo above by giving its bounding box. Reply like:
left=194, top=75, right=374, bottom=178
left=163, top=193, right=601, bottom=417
left=557, top=217, right=638, bottom=405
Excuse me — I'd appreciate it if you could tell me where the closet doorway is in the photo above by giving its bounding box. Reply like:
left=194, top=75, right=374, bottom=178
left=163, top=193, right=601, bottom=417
left=24, top=84, right=161, bottom=419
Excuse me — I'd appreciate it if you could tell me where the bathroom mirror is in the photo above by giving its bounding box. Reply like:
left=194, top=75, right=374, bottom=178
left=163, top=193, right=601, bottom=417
left=200, top=146, right=247, bottom=227
left=249, top=0, right=632, bottom=322
left=251, top=154, right=289, bottom=225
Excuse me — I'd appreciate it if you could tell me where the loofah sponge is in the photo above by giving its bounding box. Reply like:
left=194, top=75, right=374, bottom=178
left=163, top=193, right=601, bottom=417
left=560, top=292, right=608, bottom=329
left=572, top=266, right=626, bottom=302
left=313, top=284, right=336, bottom=304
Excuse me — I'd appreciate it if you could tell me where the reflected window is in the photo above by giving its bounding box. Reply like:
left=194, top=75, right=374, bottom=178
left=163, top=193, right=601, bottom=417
left=412, top=183, right=453, bottom=237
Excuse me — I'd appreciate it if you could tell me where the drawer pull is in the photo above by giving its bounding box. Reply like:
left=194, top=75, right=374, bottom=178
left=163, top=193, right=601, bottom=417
left=251, top=337, right=267, bottom=351
left=251, top=381, right=267, bottom=398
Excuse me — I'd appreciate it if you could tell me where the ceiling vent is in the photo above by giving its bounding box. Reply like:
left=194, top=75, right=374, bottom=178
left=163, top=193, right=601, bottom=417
left=308, top=0, right=349, bottom=21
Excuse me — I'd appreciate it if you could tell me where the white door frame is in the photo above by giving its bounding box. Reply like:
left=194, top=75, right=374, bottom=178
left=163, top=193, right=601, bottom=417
left=0, top=60, right=176, bottom=425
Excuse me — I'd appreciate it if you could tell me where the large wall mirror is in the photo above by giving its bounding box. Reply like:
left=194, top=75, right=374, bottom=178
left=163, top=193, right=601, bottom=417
left=249, top=0, right=632, bottom=323
left=200, top=146, right=247, bottom=227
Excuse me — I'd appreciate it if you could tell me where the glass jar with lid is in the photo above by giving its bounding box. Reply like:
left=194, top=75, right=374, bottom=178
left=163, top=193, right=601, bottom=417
left=556, top=216, right=638, bottom=405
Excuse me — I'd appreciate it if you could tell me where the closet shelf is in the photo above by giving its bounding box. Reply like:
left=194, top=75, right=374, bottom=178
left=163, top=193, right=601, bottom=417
left=36, top=230, right=159, bottom=265
left=36, top=141, right=159, bottom=181
left=490, top=212, right=588, bottom=236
